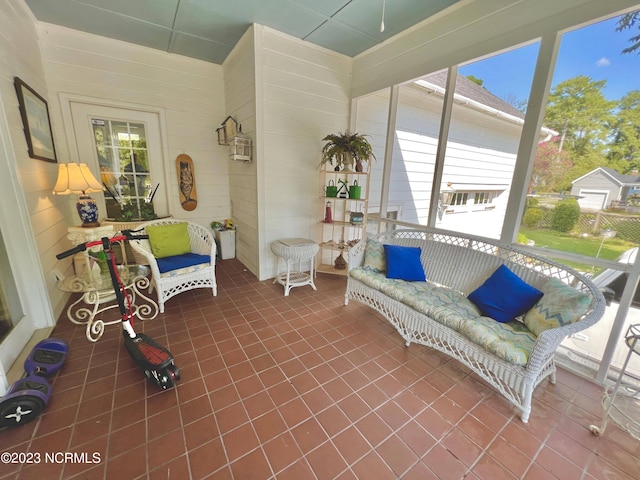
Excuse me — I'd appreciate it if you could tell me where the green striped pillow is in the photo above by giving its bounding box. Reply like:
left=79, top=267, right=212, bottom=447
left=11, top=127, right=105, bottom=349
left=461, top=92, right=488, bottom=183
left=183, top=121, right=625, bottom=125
left=363, top=239, right=386, bottom=273
left=524, top=278, right=591, bottom=336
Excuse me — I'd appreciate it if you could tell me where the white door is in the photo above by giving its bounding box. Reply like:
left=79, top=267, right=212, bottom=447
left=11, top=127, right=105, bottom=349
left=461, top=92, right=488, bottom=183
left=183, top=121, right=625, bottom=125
left=68, top=102, right=169, bottom=219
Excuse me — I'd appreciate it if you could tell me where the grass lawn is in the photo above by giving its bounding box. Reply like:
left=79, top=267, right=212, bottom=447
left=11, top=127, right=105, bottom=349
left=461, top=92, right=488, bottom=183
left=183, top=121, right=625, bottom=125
left=519, top=227, right=636, bottom=272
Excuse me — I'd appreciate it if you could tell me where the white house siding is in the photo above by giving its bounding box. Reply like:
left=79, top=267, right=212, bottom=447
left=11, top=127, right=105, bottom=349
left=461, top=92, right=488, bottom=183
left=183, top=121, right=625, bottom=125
left=387, top=84, right=442, bottom=224
left=224, top=26, right=259, bottom=277
left=358, top=82, right=521, bottom=238
left=442, top=101, right=522, bottom=237
left=36, top=23, right=228, bottom=231
left=258, top=26, right=352, bottom=280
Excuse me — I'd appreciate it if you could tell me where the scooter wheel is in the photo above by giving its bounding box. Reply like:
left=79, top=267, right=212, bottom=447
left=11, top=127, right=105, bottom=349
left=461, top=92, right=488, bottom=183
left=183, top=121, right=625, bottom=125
left=159, top=370, right=174, bottom=389
left=0, top=395, right=46, bottom=428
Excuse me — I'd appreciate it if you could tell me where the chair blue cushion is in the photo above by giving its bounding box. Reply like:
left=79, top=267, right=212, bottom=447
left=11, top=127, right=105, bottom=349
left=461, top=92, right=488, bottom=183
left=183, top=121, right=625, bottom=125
left=156, top=253, right=210, bottom=274
left=468, top=264, right=543, bottom=323
left=383, top=244, right=426, bottom=282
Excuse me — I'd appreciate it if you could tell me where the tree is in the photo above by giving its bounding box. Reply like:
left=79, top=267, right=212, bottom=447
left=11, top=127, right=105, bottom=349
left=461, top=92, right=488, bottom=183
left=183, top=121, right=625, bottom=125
left=531, top=136, right=573, bottom=192
left=607, top=90, right=640, bottom=172
left=543, top=76, right=615, bottom=159
left=616, top=11, right=640, bottom=55
left=502, top=93, right=528, bottom=113
left=466, top=75, right=484, bottom=87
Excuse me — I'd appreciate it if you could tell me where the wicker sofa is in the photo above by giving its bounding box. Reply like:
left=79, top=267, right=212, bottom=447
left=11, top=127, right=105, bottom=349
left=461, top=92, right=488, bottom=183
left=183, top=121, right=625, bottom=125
left=346, top=228, right=606, bottom=423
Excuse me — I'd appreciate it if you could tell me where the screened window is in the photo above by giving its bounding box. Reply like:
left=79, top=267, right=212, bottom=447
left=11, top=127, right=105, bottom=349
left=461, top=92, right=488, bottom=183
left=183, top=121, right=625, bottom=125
left=450, top=193, right=468, bottom=206
left=474, top=192, right=492, bottom=204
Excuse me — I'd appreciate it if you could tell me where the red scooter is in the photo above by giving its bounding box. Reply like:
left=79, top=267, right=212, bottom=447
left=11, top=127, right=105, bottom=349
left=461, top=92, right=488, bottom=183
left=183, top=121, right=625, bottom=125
left=57, top=231, right=180, bottom=389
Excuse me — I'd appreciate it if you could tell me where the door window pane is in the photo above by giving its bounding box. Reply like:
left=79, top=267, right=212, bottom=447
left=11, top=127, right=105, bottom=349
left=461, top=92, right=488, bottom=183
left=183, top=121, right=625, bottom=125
left=93, top=119, right=153, bottom=220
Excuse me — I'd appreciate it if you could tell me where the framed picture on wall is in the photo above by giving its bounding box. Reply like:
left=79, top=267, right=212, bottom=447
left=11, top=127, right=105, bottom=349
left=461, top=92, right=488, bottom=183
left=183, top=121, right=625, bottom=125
left=14, top=77, right=57, bottom=163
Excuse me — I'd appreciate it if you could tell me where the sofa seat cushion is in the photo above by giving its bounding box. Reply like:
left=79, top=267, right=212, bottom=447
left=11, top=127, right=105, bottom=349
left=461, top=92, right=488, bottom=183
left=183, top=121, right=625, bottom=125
left=350, top=267, right=406, bottom=291
left=428, top=300, right=483, bottom=332
left=381, top=280, right=441, bottom=304
left=157, top=253, right=211, bottom=275
left=459, top=317, right=536, bottom=366
left=401, top=287, right=469, bottom=323
left=351, top=267, right=474, bottom=326
left=351, top=267, right=445, bottom=311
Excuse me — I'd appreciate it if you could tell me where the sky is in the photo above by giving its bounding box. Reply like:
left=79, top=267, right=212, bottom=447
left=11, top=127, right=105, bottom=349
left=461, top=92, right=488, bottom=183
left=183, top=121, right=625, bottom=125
left=458, top=14, right=640, bottom=105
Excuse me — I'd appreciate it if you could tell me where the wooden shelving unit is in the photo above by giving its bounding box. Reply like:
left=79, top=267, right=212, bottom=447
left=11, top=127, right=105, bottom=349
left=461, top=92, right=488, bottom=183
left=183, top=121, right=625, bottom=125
left=317, top=168, right=369, bottom=275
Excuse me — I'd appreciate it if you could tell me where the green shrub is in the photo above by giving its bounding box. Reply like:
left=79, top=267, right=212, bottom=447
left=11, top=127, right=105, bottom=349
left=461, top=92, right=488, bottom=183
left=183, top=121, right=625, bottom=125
left=551, top=198, right=580, bottom=232
left=516, top=233, right=528, bottom=245
left=526, top=197, right=540, bottom=208
left=523, top=207, right=544, bottom=227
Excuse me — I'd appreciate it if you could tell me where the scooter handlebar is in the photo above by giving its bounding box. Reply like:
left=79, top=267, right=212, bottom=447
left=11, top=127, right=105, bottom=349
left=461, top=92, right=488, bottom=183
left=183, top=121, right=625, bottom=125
left=56, top=230, right=149, bottom=260
left=56, top=243, right=87, bottom=259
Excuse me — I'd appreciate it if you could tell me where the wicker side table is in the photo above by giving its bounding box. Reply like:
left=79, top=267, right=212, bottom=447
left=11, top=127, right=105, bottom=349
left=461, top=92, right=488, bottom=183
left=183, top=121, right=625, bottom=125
left=271, top=238, right=319, bottom=296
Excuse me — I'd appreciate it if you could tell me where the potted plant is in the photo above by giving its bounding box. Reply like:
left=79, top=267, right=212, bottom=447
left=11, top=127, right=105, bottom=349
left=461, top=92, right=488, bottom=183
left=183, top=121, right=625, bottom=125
left=320, top=131, right=375, bottom=172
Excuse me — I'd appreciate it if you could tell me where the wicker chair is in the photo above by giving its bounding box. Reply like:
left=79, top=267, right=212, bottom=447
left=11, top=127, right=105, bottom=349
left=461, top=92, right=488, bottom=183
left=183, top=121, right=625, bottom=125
left=128, top=218, right=217, bottom=313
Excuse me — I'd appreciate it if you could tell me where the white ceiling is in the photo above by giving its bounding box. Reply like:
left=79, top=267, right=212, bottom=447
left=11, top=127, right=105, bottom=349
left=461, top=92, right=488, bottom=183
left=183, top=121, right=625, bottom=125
left=25, top=0, right=463, bottom=64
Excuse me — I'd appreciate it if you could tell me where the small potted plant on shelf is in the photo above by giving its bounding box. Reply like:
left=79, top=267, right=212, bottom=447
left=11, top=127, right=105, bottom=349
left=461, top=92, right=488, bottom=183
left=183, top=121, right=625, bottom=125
left=319, top=131, right=375, bottom=172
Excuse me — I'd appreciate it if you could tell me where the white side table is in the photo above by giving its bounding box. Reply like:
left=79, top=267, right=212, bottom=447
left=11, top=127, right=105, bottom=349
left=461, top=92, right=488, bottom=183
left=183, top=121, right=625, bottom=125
left=271, top=238, right=319, bottom=296
left=67, top=225, right=115, bottom=275
left=58, top=265, right=158, bottom=342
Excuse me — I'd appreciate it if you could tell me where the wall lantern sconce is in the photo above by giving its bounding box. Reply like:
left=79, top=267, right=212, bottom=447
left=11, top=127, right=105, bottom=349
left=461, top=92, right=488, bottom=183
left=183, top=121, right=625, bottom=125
left=229, top=127, right=252, bottom=162
left=216, top=116, right=238, bottom=146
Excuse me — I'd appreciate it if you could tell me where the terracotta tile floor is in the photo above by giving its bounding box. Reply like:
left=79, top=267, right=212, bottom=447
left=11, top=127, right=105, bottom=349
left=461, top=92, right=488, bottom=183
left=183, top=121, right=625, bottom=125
left=1, top=258, right=639, bottom=479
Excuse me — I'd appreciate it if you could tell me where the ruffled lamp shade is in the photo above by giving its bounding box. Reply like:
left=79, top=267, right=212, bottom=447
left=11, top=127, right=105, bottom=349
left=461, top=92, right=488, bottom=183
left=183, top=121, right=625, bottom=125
left=53, top=163, right=104, bottom=227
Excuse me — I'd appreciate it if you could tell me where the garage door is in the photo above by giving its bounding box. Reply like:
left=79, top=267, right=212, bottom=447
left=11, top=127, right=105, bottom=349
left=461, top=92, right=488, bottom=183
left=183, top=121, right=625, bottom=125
left=578, top=190, right=607, bottom=210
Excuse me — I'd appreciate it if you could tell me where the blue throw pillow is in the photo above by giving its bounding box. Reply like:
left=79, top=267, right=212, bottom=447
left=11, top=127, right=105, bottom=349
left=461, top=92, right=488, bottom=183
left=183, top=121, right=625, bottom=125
left=468, top=264, right=543, bottom=323
left=383, top=244, right=426, bottom=282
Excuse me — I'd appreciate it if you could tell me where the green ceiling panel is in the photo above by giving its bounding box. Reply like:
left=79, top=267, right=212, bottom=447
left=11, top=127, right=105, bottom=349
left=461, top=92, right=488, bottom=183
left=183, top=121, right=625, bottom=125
left=25, top=0, right=463, bottom=64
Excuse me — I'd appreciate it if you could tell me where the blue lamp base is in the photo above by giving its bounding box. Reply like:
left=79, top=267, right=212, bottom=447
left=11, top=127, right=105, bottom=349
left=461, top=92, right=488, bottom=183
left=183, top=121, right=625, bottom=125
left=77, top=195, right=100, bottom=228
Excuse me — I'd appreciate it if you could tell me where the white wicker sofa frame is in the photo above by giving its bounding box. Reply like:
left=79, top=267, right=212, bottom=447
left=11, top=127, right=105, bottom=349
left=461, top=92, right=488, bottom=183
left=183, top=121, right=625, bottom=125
left=129, top=218, right=217, bottom=313
left=346, top=228, right=606, bottom=423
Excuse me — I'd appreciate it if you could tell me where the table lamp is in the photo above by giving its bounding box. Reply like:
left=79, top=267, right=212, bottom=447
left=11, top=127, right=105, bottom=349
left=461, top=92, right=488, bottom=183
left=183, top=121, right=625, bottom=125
left=53, top=163, right=104, bottom=227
